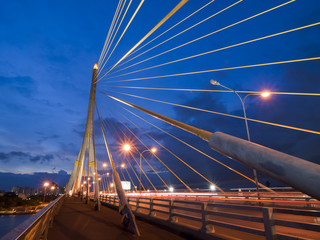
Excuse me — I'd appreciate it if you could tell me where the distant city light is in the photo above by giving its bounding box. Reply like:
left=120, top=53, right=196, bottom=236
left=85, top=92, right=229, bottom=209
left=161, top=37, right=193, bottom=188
left=107, top=172, right=110, bottom=176
left=88, top=177, right=90, bottom=180
left=123, top=144, right=131, bottom=151
left=51, top=186, right=55, bottom=190
left=210, top=185, right=216, bottom=191
left=169, top=186, right=174, bottom=192
left=98, top=177, right=101, bottom=181
left=103, top=163, right=107, bottom=167
left=121, top=163, right=125, bottom=168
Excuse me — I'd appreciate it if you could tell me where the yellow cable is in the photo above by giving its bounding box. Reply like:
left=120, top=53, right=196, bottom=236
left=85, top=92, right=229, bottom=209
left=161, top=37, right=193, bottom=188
left=118, top=103, right=273, bottom=192
left=109, top=22, right=320, bottom=78
left=107, top=105, right=169, bottom=189
left=99, top=0, right=127, bottom=68
left=98, top=0, right=189, bottom=81
left=98, top=0, right=123, bottom=67
left=101, top=89, right=320, bottom=135
left=99, top=105, right=147, bottom=190
left=100, top=86, right=320, bottom=96
left=99, top=0, right=132, bottom=75
left=105, top=0, right=294, bottom=78
left=115, top=0, right=216, bottom=69
left=109, top=101, right=214, bottom=192
left=106, top=56, right=320, bottom=83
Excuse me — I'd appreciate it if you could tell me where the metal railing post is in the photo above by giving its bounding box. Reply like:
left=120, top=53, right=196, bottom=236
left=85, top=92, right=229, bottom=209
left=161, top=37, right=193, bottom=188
left=262, top=207, right=276, bottom=240
left=149, top=198, right=156, bottom=217
left=136, top=198, right=140, bottom=213
left=169, top=200, right=177, bottom=223
left=201, top=203, right=215, bottom=234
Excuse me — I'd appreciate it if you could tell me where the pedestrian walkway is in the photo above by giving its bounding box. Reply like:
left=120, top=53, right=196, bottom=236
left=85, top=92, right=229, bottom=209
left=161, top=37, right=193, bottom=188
left=48, top=197, right=187, bottom=240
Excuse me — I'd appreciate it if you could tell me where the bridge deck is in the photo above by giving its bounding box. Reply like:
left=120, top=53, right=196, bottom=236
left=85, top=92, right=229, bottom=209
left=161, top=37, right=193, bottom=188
left=48, top=197, right=187, bottom=240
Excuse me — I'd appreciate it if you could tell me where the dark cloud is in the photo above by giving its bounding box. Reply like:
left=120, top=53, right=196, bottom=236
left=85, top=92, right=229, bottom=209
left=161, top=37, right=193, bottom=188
left=0, top=151, right=54, bottom=164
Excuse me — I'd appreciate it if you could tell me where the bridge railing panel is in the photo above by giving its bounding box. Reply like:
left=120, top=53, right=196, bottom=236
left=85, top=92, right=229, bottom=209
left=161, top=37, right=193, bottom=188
left=99, top=195, right=320, bottom=239
left=1, top=194, right=65, bottom=240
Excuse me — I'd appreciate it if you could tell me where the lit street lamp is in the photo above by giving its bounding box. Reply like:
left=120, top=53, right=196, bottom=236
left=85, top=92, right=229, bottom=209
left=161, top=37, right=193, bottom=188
left=43, top=182, right=49, bottom=202
left=124, top=144, right=157, bottom=191
left=210, top=79, right=271, bottom=197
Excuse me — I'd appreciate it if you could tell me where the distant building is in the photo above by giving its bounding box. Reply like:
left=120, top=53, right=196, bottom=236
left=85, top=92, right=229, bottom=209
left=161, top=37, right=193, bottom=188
left=11, top=186, right=36, bottom=196
left=11, top=186, right=24, bottom=195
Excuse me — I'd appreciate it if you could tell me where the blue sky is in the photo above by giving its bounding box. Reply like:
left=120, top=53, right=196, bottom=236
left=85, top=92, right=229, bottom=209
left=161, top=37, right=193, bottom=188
left=0, top=0, right=319, bottom=191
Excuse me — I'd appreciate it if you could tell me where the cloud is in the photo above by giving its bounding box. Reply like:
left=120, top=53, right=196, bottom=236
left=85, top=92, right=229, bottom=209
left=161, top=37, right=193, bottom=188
left=0, top=151, right=54, bottom=164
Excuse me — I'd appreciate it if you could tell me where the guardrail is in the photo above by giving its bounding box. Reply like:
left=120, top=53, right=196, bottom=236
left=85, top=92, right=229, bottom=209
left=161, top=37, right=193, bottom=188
left=1, top=194, right=65, bottom=240
left=100, top=195, right=320, bottom=240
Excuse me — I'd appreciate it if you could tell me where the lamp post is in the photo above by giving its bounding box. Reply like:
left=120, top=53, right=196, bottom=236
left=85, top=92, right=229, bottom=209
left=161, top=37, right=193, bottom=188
left=210, top=79, right=271, bottom=197
left=43, top=182, right=49, bottom=202
left=139, top=148, right=156, bottom=191
left=123, top=144, right=156, bottom=191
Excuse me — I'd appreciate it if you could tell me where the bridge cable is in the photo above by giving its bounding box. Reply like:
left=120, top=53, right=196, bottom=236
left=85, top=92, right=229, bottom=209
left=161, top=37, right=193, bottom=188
left=102, top=100, right=169, bottom=189
left=99, top=0, right=126, bottom=68
left=99, top=0, right=144, bottom=75
left=98, top=104, right=147, bottom=190
left=100, top=97, right=193, bottom=192
left=111, top=0, right=239, bottom=73
left=97, top=0, right=189, bottom=82
left=100, top=89, right=320, bottom=136
left=103, top=96, right=219, bottom=192
left=103, top=0, right=294, bottom=79
left=116, top=102, right=273, bottom=192
left=107, top=21, right=320, bottom=79
left=104, top=56, right=320, bottom=83
left=100, top=101, right=159, bottom=191
left=98, top=0, right=124, bottom=67
left=99, top=0, right=132, bottom=75
left=114, top=0, right=217, bottom=70
left=99, top=86, right=320, bottom=97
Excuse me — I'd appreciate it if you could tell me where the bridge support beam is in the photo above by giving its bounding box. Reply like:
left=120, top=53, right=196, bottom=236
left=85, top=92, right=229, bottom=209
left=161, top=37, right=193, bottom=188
left=208, top=132, right=320, bottom=200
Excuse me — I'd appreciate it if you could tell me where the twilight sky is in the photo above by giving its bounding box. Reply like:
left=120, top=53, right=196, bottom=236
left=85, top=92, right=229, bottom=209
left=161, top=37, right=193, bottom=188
left=0, top=0, right=319, bottom=191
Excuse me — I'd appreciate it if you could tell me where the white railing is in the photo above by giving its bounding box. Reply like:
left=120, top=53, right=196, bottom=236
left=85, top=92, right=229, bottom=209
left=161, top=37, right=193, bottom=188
left=100, top=195, right=320, bottom=240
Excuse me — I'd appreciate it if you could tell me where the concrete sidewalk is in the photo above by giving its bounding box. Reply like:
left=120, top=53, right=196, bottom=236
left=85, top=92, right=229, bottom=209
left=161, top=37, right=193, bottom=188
left=48, top=197, right=187, bottom=240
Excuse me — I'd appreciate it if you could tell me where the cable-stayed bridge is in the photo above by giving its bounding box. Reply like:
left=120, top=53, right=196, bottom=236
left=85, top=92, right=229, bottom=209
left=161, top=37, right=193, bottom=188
left=3, top=0, right=320, bottom=239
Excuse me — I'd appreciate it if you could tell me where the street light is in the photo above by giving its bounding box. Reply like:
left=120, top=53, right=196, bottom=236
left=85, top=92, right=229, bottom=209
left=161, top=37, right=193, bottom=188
left=123, top=144, right=131, bottom=151
left=103, top=163, right=107, bottom=168
left=123, top=144, right=157, bottom=191
left=169, top=186, right=174, bottom=192
left=210, top=79, right=271, bottom=197
left=121, top=163, right=125, bottom=168
left=43, top=182, right=49, bottom=202
left=210, top=185, right=216, bottom=191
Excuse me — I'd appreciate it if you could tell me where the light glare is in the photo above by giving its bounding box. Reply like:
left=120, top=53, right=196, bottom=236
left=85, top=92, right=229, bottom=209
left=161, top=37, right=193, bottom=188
left=210, top=185, right=216, bottom=191
left=123, top=144, right=131, bottom=151
left=261, top=91, right=271, bottom=98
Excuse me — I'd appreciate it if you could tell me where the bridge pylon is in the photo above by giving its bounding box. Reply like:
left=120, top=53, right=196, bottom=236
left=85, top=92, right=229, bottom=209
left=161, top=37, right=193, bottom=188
left=66, top=63, right=100, bottom=211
